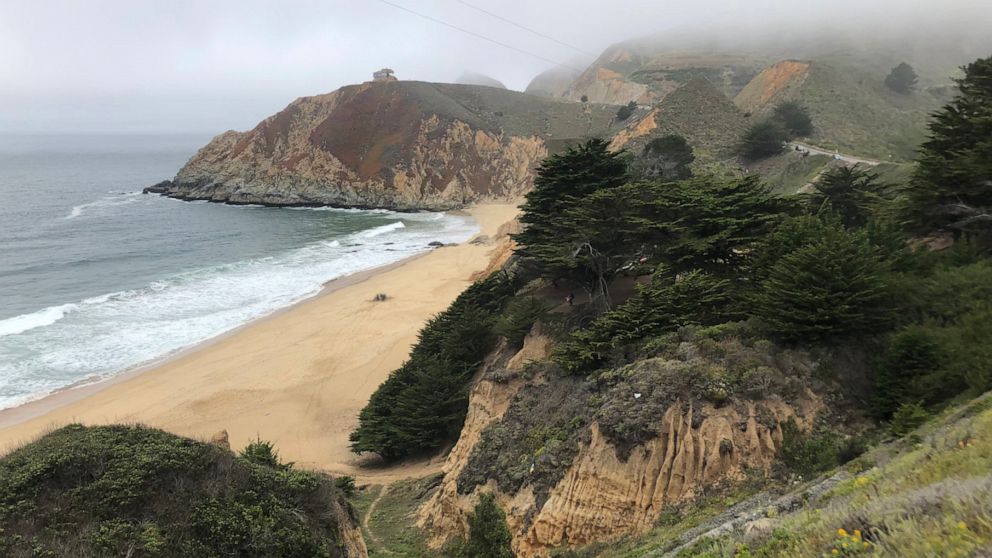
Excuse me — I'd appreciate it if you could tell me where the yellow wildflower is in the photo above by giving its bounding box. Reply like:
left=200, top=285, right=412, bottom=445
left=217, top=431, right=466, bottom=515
left=837, top=528, right=848, bottom=537
left=832, top=549, right=839, bottom=555
left=958, top=521, right=968, bottom=530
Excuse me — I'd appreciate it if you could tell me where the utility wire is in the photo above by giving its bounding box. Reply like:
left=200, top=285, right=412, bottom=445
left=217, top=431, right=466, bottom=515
left=375, top=0, right=584, bottom=71
left=452, top=0, right=594, bottom=57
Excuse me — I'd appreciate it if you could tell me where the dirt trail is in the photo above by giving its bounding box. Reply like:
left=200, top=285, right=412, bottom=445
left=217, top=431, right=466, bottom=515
left=362, top=485, right=389, bottom=548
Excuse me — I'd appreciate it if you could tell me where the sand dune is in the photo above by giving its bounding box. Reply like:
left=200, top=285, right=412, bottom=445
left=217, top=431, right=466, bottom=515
left=0, top=204, right=519, bottom=481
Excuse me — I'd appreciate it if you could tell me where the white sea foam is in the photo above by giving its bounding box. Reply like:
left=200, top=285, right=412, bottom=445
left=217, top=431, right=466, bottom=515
left=0, top=304, right=78, bottom=337
left=65, top=192, right=143, bottom=219
left=0, top=211, right=479, bottom=410
left=360, top=221, right=406, bottom=238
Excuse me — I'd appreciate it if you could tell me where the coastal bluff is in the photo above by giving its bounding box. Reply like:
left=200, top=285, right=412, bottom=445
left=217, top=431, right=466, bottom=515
left=148, top=80, right=622, bottom=210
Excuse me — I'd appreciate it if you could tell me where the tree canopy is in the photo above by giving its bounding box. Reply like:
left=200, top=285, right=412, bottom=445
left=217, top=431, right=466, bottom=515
left=904, top=55, right=992, bottom=239
left=806, top=166, right=889, bottom=228
left=885, top=62, right=919, bottom=94
left=773, top=100, right=814, bottom=137
left=633, top=134, right=695, bottom=180
left=737, top=119, right=788, bottom=160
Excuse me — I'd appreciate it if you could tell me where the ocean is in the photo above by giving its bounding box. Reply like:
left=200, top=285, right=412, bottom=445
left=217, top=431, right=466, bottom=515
left=0, top=133, right=479, bottom=410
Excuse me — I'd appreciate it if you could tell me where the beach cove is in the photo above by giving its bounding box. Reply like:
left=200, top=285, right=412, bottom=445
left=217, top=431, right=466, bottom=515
left=0, top=204, right=519, bottom=481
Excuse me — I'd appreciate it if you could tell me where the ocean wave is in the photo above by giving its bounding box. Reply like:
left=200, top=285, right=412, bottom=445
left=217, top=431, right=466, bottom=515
left=65, top=192, right=143, bottom=219
left=360, top=221, right=406, bottom=238
left=0, top=303, right=77, bottom=337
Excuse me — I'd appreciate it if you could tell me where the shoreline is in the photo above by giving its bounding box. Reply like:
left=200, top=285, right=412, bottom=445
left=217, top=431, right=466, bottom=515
left=0, top=203, right=519, bottom=480
left=0, top=253, right=426, bottom=431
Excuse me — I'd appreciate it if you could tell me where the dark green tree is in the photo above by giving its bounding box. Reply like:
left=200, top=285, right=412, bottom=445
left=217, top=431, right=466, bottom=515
left=904, top=56, right=992, bottom=239
left=513, top=138, right=628, bottom=280
left=738, top=119, right=788, bottom=160
left=616, top=100, right=637, bottom=121
left=459, top=493, right=514, bottom=558
left=752, top=227, right=894, bottom=343
left=554, top=268, right=735, bottom=373
left=773, top=100, right=814, bottom=137
left=871, top=327, right=944, bottom=419
left=806, top=166, right=889, bottom=228
left=654, top=175, right=790, bottom=276
left=350, top=272, right=517, bottom=460
left=633, top=134, right=695, bottom=180
left=885, top=62, right=918, bottom=94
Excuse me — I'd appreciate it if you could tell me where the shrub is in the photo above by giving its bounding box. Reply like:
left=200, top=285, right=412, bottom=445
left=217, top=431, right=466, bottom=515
left=334, top=476, right=356, bottom=497
left=885, top=62, right=918, bottom=93
left=889, top=402, right=930, bottom=437
left=240, top=438, right=291, bottom=470
left=738, top=119, right=788, bottom=160
left=773, top=100, right=814, bottom=137
left=0, top=425, right=347, bottom=557
left=779, top=420, right=840, bottom=476
left=450, top=493, right=514, bottom=558
left=871, top=327, right=945, bottom=419
left=615, top=100, right=637, bottom=121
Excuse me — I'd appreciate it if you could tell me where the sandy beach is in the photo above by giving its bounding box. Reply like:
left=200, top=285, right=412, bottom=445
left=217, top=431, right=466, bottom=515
left=0, top=203, right=519, bottom=480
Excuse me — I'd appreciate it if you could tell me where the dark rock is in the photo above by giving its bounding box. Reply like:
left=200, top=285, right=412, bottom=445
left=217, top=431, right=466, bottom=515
left=143, top=180, right=173, bottom=194
left=428, top=241, right=445, bottom=247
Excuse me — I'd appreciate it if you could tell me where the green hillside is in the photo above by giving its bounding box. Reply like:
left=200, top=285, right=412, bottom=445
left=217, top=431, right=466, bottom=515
left=0, top=425, right=358, bottom=558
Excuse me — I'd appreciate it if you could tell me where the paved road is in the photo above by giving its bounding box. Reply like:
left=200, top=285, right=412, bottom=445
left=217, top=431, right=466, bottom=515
left=789, top=141, right=883, bottom=166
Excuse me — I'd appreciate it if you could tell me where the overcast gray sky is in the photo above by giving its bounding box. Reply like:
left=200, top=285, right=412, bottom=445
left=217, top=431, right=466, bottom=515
left=1, top=0, right=990, bottom=134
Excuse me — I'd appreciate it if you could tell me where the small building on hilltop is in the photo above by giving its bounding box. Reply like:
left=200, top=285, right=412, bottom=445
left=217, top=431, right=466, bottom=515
left=372, top=68, right=397, bottom=82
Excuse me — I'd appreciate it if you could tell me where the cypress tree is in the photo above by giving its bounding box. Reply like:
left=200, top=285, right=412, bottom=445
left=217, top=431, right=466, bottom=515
left=904, top=56, right=992, bottom=239
left=753, top=227, right=894, bottom=343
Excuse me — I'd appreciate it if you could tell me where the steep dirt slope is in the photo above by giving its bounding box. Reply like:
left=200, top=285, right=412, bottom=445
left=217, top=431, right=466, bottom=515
left=418, top=326, right=829, bottom=557
left=152, top=81, right=621, bottom=210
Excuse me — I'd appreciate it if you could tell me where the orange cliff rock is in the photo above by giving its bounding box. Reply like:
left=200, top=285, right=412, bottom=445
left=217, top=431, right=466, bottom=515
left=149, top=81, right=621, bottom=211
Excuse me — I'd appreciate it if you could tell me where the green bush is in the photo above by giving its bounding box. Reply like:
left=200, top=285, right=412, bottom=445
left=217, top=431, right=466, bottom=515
left=239, top=438, right=291, bottom=470
left=0, top=425, right=348, bottom=558
left=773, top=100, right=814, bottom=137
left=615, top=100, right=637, bottom=121
left=779, top=420, right=840, bottom=477
left=738, top=119, right=789, bottom=160
left=889, top=401, right=930, bottom=437
left=871, top=327, right=945, bottom=419
left=334, top=476, right=356, bottom=497
left=448, top=493, right=514, bottom=558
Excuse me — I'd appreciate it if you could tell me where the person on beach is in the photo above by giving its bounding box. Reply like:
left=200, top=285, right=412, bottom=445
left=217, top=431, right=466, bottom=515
left=565, top=292, right=575, bottom=306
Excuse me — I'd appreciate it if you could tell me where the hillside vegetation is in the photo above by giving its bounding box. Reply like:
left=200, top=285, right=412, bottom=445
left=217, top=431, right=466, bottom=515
left=353, top=54, right=992, bottom=556
left=0, top=425, right=361, bottom=558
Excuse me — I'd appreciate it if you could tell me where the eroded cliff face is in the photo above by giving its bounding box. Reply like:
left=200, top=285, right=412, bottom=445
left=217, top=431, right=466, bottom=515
left=154, top=81, right=619, bottom=210
left=417, top=326, right=553, bottom=547
left=418, top=329, right=826, bottom=557
left=517, top=396, right=822, bottom=555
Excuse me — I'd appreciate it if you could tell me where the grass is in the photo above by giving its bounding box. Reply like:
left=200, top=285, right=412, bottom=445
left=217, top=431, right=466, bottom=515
left=351, top=475, right=441, bottom=557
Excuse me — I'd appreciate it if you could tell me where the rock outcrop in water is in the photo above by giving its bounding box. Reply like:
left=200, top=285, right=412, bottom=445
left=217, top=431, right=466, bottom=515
left=149, top=81, right=621, bottom=211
